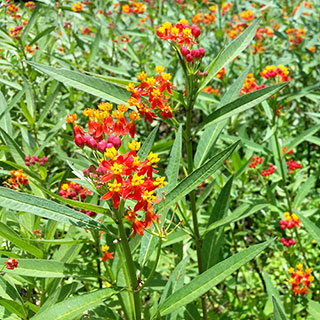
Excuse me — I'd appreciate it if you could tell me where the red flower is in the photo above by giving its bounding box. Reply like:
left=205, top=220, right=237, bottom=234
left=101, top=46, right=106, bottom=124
left=101, top=244, right=114, bottom=261
left=6, top=258, right=18, bottom=270
left=125, top=211, right=144, bottom=237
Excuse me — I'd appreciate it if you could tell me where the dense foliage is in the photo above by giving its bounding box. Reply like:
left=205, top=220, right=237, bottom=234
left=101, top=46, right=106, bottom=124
left=0, top=0, right=319, bottom=319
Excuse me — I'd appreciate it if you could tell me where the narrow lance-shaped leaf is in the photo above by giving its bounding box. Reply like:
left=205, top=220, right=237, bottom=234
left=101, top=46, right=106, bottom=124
left=0, top=187, right=107, bottom=231
left=31, top=288, right=115, bottom=320
left=0, top=259, right=97, bottom=278
left=272, top=296, right=287, bottom=320
left=309, top=300, right=320, bottom=319
left=285, top=125, right=320, bottom=151
left=138, top=126, right=159, bottom=161
left=156, top=239, right=273, bottom=317
left=263, top=271, right=287, bottom=319
left=198, top=83, right=287, bottom=131
left=198, top=18, right=261, bottom=92
left=293, top=173, right=319, bottom=208
left=163, top=126, right=182, bottom=193
left=26, top=62, right=130, bottom=105
left=202, top=176, right=233, bottom=270
left=296, top=213, right=320, bottom=245
left=0, top=223, right=43, bottom=259
left=154, top=140, right=239, bottom=212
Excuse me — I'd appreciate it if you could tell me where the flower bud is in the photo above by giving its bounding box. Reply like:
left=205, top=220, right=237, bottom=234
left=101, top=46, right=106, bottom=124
left=180, top=46, right=190, bottom=56
left=191, top=25, right=201, bottom=38
left=25, top=155, right=30, bottom=161
left=87, top=137, right=98, bottom=150
left=108, top=135, right=122, bottom=149
left=186, top=54, right=193, bottom=62
left=97, top=140, right=108, bottom=153
left=74, top=134, right=85, bottom=147
left=198, top=47, right=205, bottom=57
left=97, top=165, right=107, bottom=174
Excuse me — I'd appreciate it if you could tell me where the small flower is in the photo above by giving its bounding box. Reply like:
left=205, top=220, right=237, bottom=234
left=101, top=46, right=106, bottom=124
left=6, top=258, right=18, bottom=270
left=101, top=244, right=114, bottom=261
left=279, top=212, right=301, bottom=230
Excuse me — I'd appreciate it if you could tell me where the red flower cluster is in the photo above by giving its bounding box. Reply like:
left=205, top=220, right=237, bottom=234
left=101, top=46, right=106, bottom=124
left=239, top=10, right=254, bottom=21
left=240, top=73, right=265, bottom=94
left=216, top=67, right=226, bottom=80
left=3, top=169, right=29, bottom=190
left=289, top=264, right=314, bottom=296
left=25, top=1, right=36, bottom=10
left=180, top=46, right=205, bottom=64
left=157, top=20, right=201, bottom=48
left=127, top=67, right=174, bottom=122
left=286, top=28, right=306, bottom=49
left=9, top=26, right=23, bottom=38
left=261, top=163, right=275, bottom=176
left=282, top=147, right=294, bottom=155
left=25, top=155, right=48, bottom=166
left=281, top=237, right=296, bottom=247
left=286, top=159, right=302, bottom=173
left=260, top=65, right=291, bottom=82
left=59, top=181, right=95, bottom=217
left=98, top=140, right=167, bottom=236
left=280, top=212, right=301, bottom=230
left=6, top=258, right=18, bottom=270
left=249, top=156, right=263, bottom=169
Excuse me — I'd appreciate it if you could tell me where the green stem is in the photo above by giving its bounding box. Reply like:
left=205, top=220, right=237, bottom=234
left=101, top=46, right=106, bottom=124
left=185, top=105, right=208, bottom=320
left=116, top=201, right=141, bottom=320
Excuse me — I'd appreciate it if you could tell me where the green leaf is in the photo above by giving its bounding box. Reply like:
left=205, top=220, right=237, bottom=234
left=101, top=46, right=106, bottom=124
left=263, top=271, right=286, bottom=319
left=198, top=83, right=287, bottom=131
left=285, top=125, right=320, bottom=151
left=293, top=173, right=319, bottom=208
left=0, top=275, right=24, bottom=305
left=31, top=288, right=115, bottom=320
left=0, top=128, right=25, bottom=166
left=194, top=123, right=224, bottom=168
left=26, top=62, right=130, bottom=105
left=219, top=66, right=251, bottom=106
left=156, top=239, right=273, bottom=317
left=164, top=126, right=182, bottom=193
left=0, top=299, right=27, bottom=319
left=309, top=300, right=320, bottom=320
left=138, top=126, right=159, bottom=161
left=29, top=26, right=55, bottom=46
left=0, top=187, right=106, bottom=231
left=296, top=213, right=320, bottom=245
left=89, top=28, right=101, bottom=63
left=203, top=202, right=268, bottom=235
left=154, top=141, right=239, bottom=212
left=0, top=92, right=13, bottom=136
left=0, top=259, right=97, bottom=278
left=272, top=296, right=287, bottom=320
left=199, top=19, right=260, bottom=92
left=202, top=176, right=233, bottom=270
left=21, top=5, right=41, bottom=44
left=0, top=223, right=43, bottom=259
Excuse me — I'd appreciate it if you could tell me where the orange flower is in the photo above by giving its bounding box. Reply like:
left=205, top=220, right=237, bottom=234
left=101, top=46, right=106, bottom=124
left=289, top=264, right=314, bottom=296
left=101, top=244, right=114, bottom=261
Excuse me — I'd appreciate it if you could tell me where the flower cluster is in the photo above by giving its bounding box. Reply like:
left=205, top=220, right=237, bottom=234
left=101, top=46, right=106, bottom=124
left=261, top=163, right=275, bottom=177
left=98, top=140, right=167, bottom=236
left=280, top=212, right=301, bottom=230
left=289, top=264, right=314, bottom=296
left=240, top=73, right=265, bottom=94
left=101, top=244, right=114, bottom=262
left=72, top=2, right=83, bottom=12
left=25, top=1, right=36, bottom=10
left=3, top=169, right=29, bottom=190
left=9, top=26, right=23, bottom=38
left=25, top=155, right=48, bottom=166
left=281, top=237, right=296, bottom=248
left=122, top=1, right=146, bottom=14
left=127, top=67, right=174, bottom=122
left=5, top=258, right=18, bottom=270
left=239, top=10, right=254, bottom=21
left=249, top=156, right=263, bottom=169
left=25, top=44, right=38, bottom=54
left=260, top=65, right=291, bottom=82
left=59, top=181, right=92, bottom=201
left=59, top=181, right=95, bottom=217
left=192, top=6, right=216, bottom=26
left=202, top=85, right=220, bottom=96
left=216, top=67, right=226, bottom=80
left=157, top=20, right=201, bottom=48
left=286, top=28, right=306, bottom=49
left=286, top=159, right=302, bottom=173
